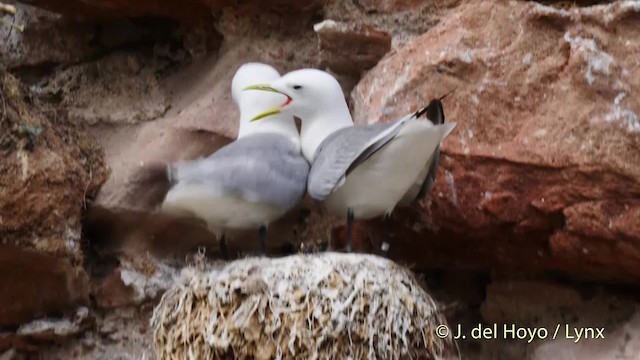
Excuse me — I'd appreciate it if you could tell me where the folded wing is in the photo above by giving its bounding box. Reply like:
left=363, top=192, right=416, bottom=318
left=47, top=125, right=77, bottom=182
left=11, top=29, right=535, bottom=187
left=307, top=112, right=421, bottom=201
left=170, top=133, right=310, bottom=211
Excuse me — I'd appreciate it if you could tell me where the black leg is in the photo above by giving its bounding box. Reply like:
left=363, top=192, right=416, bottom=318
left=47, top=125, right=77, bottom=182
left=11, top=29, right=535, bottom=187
left=259, top=225, right=267, bottom=255
left=381, top=214, right=391, bottom=257
left=346, top=208, right=354, bottom=252
left=220, top=234, right=229, bottom=260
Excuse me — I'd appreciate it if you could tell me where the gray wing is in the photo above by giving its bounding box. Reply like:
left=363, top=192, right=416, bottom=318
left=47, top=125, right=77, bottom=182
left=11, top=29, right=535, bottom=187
left=172, top=133, right=309, bottom=210
left=307, top=122, right=400, bottom=201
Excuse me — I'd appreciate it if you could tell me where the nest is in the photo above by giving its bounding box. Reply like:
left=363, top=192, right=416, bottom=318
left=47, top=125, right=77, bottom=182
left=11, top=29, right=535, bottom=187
left=151, top=253, right=453, bottom=360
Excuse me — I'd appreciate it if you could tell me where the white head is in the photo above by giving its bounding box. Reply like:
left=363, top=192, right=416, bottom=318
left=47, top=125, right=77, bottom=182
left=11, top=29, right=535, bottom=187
left=244, top=68, right=354, bottom=161
left=231, top=63, right=300, bottom=145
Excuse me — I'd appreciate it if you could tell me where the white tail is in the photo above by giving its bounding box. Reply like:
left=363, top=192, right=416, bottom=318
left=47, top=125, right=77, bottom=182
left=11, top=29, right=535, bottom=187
left=439, top=122, right=457, bottom=139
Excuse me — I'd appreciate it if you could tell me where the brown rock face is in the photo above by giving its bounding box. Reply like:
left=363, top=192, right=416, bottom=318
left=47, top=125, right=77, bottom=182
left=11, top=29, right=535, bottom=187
left=94, top=268, right=136, bottom=309
left=314, top=20, right=391, bottom=76
left=355, top=0, right=428, bottom=12
left=0, top=4, right=97, bottom=68
left=478, top=280, right=640, bottom=360
left=0, top=72, right=106, bottom=259
left=350, top=1, right=640, bottom=282
left=18, top=0, right=324, bottom=21
left=0, top=247, right=88, bottom=328
left=354, top=0, right=461, bottom=13
left=0, top=71, right=103, bottom=326
left=3, top=0, right=640, bottom=358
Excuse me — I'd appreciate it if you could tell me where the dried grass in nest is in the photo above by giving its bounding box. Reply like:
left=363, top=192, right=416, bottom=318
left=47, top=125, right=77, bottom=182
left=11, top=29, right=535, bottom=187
left=152, top=253, right=454, bottom=360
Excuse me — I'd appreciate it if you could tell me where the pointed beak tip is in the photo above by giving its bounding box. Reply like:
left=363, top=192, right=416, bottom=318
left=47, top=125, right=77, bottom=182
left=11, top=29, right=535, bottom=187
left=249, top=107, right=282, bottom=122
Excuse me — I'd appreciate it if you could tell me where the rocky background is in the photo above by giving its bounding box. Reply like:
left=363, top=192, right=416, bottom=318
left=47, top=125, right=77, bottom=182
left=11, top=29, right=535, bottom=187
left=0, top=0, right=639, bottom=359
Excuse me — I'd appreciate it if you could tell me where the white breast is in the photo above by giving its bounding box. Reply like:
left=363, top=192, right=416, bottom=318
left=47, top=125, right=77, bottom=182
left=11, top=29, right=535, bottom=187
left=161, top=184, right=284, bottom=232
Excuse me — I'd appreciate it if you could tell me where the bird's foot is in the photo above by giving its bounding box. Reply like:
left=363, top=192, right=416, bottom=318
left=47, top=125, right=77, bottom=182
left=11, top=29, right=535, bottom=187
left=219, top=236, right=229, bottom=261
left=380, top=214, right=392, bottom=258
left=345, top=209, right=354, bottom=253
left=258, top=225, right=267, bottom=257
left=380, top=241, right=390, bottom=257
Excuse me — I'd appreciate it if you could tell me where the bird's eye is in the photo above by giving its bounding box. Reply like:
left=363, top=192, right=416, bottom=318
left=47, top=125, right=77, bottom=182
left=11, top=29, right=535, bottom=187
left=293, top=85, right=303, bottom=90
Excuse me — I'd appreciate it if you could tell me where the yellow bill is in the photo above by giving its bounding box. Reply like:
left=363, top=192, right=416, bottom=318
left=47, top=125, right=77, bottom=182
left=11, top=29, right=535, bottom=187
left=250, top=107, right=282, bottom=122
left=243, top=84, right=291, bottom=122
left=243, top=84, right=283, bottom=94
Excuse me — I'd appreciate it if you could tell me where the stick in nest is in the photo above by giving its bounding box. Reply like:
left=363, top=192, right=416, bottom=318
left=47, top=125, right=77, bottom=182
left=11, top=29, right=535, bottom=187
left=0, top=18, right=24, bottom=32
left=0, top=3, right=16, bottom=15
left=1, top=3, right=24, bottom=32
left=0, top=85, right=6, bottom=127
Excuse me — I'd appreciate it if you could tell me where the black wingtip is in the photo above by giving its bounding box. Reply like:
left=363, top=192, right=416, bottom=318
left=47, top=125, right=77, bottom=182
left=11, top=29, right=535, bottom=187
left=439, top=87, right=456, bottom=100
left=426, top=98, right=445, bottom=125
left=412, top=105, right=429, bottom=119
left=413, top=93, right=450, bottom=125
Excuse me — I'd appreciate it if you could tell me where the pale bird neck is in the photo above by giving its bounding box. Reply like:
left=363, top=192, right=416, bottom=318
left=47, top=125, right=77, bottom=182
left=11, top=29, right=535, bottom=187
left=238, top=113, right=301, bottom=149
left=237, top=95, right=301, bottom=148
left=300, top=107, right=353, bottom=161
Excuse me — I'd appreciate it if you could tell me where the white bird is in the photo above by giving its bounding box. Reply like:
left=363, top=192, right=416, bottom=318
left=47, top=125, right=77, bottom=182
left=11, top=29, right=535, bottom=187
left=245, top=68, right=455, bottom=253
left=160, top=63, right=309, bottom=257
